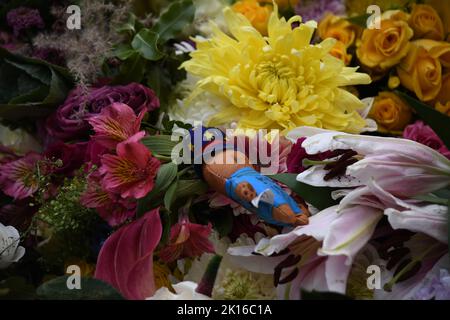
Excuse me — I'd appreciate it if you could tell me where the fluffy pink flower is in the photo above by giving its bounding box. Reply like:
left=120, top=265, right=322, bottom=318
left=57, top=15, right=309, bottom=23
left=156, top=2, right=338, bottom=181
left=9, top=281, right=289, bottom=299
left=403, top=120, right=450, bottom=159
left=160, top=215, right=214, bottom=263
left=0, top=152, right=42, bottom=200
left=95, top=209, right=162, bottom=300
left=100, top=136, right=160, bottom=199
left=80, top=171, right=135, bottom=226
left=88, top=103, right=146, bottom=149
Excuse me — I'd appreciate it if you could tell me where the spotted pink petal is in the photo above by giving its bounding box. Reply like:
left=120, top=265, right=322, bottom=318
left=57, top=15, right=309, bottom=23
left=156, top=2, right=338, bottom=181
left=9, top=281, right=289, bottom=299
left=94, top=209, right=162, bottom=300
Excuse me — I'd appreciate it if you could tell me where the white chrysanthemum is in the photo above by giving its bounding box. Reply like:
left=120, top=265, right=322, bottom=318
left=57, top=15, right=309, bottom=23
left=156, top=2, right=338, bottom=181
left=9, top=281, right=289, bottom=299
left=0, top=223, right=25, bottom=269
left=183, top=231, right=276, bottom=300
left=193, top=0, right=231, bottom=36
left=167, top=74, right=228, bottom=126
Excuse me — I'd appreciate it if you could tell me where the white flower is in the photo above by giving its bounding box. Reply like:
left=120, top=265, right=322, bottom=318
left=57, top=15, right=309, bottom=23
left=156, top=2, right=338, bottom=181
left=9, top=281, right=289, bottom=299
left=147, top=281, right=212, bottom=300
left=193, top=0, right=230, bottom=36
left=0, top=223, right=25, bottom=269
left=0, top=124, right=42, bottom=155
left=167, top=74, right=228, bottom=126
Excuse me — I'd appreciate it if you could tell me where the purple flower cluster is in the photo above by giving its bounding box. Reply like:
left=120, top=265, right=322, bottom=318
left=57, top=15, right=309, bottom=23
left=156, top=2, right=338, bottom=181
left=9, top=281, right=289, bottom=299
left=45, top=83, right=160, bottom=141
left=403, top=120, right=450, bottom=159
left=6, top=7, right=45, bottom=37
left=414, top=269, right=450, bottom=300
left=32, top=47, right=66, bottom=66
left=295, top=0, right=345, bottom=22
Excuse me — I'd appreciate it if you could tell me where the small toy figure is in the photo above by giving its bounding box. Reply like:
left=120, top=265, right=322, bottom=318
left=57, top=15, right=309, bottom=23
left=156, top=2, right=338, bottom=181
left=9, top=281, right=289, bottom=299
left=192, top=131, right=309, bottom=227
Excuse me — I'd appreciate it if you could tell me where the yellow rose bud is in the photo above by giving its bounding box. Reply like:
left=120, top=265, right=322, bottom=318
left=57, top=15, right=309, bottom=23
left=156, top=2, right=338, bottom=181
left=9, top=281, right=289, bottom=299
left=435, top=101, right=450, bottom=116
left=413, top=39, right=450, bottom=68
left=397, top=41, right=443, bottom=102
left=356, top=10, right=413, bottom=72
left=318, top=14, right=358, bottom=48
left=388, top=75, right=401, bottom=89
left=409, top=4, right=445, bottom=41
left=369, top=91, right=412, bottom=133
left=329, top=41, right=352, bottom=65
left=232, top=0, right=272, bottom=35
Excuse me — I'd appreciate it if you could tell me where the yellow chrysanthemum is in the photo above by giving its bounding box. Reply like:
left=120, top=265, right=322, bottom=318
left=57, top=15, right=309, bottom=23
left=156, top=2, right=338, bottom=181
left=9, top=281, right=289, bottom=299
left=182, top=5, right=372, bottom=133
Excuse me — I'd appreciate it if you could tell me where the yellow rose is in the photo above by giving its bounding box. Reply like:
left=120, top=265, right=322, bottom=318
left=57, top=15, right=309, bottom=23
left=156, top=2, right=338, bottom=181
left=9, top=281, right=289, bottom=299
left=318, top=14, right=358, bottom=48
left=433, top=72, right=450, bottom=106
left=329, top=41, right=352, bottom=65
left=397, top=41, right=443, bottom=102
left=413, top=39, right=450, bottom=68
left=369, top=91, right=412, bottom=133
left=409, top=4, right=444, bottom=41
left=232, top=0, right=272, bottom=35
left=356, top=10, right=413, bottom=71
left=435, top=101, right=450, bottom=116
left=258, top=0, right=299, bottom=10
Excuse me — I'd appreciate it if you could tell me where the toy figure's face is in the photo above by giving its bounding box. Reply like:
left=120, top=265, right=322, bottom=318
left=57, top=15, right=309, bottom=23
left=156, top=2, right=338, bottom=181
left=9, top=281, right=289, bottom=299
left=235, top=182, right=256, bottom=202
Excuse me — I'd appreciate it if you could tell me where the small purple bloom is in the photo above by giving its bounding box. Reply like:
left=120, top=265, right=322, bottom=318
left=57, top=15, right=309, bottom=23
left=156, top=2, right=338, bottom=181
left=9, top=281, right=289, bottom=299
left=45, top=83, right=160, bottom=141
left=414, top=269, right=450, bottom=300
left=32, top=47, right=66, bottom=66
left=295, top=0, right=345, bottom=22
left=6, top=7, right=45, bottom=37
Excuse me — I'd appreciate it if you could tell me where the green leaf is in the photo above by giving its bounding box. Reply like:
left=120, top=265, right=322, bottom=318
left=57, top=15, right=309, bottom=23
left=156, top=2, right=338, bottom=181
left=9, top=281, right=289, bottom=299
left=131, top=29, right=164, bottom=61
left=159, top=209, right=172, bottom=245
left=137, top=162, right=178, bottom=216
left=210, top=210, right=234, bottom=237
left=114, top=44, right=136, bottom=61
left=36, top=276, right=124, bottom=300
left=116, top=13, right=138, bottom=34
left=346, top=14, right=371, bottom=28
left=164, top=179, right=179, bottom=211
left=5, top=59, right=51, bottom=85
left=151, top=0, right=195, bottom=44
left=397, top=91, right=450, bottom=149
left=142, top=135, right=179, bottom=156
left=176, top=180, right=209, bottom=199
left=112, top=52, right=146, bottom=85
left=270, top=173, right=338, bottom=210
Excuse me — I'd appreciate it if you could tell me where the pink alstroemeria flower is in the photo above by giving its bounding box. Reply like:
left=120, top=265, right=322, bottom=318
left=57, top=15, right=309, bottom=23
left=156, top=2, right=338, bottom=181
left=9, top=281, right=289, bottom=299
left=0, top=152, right=42, bottom=200
left=95, top=209, right=162, bottom=300
left=88, top=102, right=146, bottom=150
left=159, top=214, right=214, bottom=263
left=80, top=171, right=136, bottom=226
left=100, top=135, right=160, bottom=199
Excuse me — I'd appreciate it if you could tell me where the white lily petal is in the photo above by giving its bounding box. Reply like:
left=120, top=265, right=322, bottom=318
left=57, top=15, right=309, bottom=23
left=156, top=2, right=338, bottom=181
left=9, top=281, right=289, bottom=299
left=297, top=165, right=362, bottom=188
left=227, top=245, right=286, bottom=274
left=385, top=206, right=448, bottom=244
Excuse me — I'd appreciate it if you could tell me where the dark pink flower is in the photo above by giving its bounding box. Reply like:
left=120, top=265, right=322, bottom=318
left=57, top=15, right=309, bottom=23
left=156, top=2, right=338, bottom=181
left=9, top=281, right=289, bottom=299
left=7, top=7, right=44, bottom=37
left=44, top=141, right=87, bottom=175
left=0, top=152, right=42, bottom=200
left=88, top=103, right=145, bottom=149
left=85, top=140, right=110, bottom=167
left=287, top=137, right=336, bottom=173
left=99, top=136, right=160, bottom=199
left=45, top=83, right=159, bottom=141
left=159, top=215, right=214, bottom=263
left=403, top=121, right=450, bottom=159
left=81, top=171, right=136, bottom=226
left=95, top=209, right=162, bottom=300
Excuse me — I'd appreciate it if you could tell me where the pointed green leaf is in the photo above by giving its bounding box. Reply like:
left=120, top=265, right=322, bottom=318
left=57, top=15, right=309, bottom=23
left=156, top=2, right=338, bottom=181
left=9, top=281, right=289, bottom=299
left=131, top=29, right=164, bottom=61
left=151, top=0, right=195, bottom=44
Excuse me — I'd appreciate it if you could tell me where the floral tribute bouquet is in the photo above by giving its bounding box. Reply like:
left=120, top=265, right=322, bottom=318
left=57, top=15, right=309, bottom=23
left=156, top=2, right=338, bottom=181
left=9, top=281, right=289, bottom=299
left=0, top=0, right=450, bottom=301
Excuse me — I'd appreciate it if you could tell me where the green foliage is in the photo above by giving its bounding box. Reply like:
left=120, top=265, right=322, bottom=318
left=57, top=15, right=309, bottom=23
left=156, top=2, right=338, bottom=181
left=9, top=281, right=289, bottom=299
left=0, top=277, right=37, bottom=300
left=37, top=276, right=123, bottom=300
left=0, top=47, right=73, bottom=121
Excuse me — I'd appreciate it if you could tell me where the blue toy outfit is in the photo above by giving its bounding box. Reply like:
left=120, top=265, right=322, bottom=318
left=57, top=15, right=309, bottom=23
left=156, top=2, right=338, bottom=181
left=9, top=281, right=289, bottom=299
left=225, top=167, right=302, bottom=226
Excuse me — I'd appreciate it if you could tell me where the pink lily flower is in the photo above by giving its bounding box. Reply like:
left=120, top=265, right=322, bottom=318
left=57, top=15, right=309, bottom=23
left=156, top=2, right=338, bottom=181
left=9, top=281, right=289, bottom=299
left=99, top=134, right=160, bottom=199
left=0, top=152, right=42, bottom=200
left=160, top=213, right=214, bottom=263
left=88, top=102, right=146, bottom=150
left=94, top=209, right=162, bottom=300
